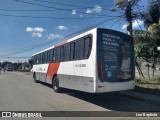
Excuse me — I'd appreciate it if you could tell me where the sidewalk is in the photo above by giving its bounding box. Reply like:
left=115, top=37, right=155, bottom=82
left=118, top=90, right=160, bottom=104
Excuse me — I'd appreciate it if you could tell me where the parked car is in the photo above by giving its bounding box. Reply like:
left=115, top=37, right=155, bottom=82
left=6, top=64, right=14, bottom=71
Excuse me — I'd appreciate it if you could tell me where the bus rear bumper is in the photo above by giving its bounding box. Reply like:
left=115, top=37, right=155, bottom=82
left=95, top=80, right=135, bottom=93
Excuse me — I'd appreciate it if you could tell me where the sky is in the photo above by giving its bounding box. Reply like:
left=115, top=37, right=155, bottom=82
left=0, top=0, right=148, bottom=63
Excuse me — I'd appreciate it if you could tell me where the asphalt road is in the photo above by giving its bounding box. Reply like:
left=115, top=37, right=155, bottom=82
left=0, top=72, right=160, bottom=120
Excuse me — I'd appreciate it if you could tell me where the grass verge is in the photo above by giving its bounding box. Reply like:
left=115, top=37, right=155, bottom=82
left=135, top=77, right=160, bottom=97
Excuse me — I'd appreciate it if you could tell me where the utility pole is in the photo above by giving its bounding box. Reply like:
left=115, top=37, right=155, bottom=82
left=115, top=0, right=145, bottom=78
left=125, top=0, right=133, bottom=37
left=114, top=0, right=133, bottom=36
left=125, top=0, right=145, bottom=78
left=153, top=47, right=155, bottom=78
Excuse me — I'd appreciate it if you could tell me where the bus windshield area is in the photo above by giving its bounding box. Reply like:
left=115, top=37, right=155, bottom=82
left=97, top=29, right=134, bottom=82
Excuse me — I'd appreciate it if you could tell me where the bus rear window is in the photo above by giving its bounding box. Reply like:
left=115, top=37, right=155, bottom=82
left=97, top=29, right=134, bottom=82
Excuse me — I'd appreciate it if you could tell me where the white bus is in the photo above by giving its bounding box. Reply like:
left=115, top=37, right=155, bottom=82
left=31, top=28, right=135, bottom=93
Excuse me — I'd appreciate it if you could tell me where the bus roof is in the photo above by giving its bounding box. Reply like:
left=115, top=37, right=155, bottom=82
left=32, top=28, right=97, bottom=56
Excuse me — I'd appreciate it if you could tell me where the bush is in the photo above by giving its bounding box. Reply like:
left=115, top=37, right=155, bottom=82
left=157, top=77, right=160, bottom=83
left=136, top=78, right=142, bottom=84
left=136, top=77, right=160, bottom=84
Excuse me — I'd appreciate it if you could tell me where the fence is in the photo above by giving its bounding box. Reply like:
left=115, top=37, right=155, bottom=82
left=136, top=58, right=160, bottom=79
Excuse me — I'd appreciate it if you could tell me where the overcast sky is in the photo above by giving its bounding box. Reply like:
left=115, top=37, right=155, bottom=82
left=0, top=0, right=148, bottom=62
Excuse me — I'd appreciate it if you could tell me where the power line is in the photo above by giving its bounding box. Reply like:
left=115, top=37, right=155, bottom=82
left=32, top=0, right=114, bottom=11
left=135, top=17, right=143, bottom=31
left=0, top=13, right=110, bottom=20
left=109, top=18, right=122, bottom=29
left=0, top=40, right=55, bottom=52
left=0, top=1, right=115, bottom=13
left=33, top=0, right=114, bottom=8
left=115, top=17, right=125, bottom=31
left=0, top=8, right=58, bottom=12
left=14, top=0, right=120, bottom=18
left=118, top=17, right=126, bottom=31
left=1, top=57, right=30, bottom=59
left=100, top=14, right=125, bottom=29
left=0, top=8, right=114, bottom=12
left=0, top=16, right=121, bottom=58
left=62, top=17, right=122, bottom=39
left=132, top=8, right=148, bottom=13
left=9, top=17, right=119, bottom=52
left=0, top=40, right=57, bottom=58
left=0, top=8, right=121, bottom=20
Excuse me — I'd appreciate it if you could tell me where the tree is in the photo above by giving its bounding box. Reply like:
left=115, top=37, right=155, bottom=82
left=134, top=0, right=160, bottom=59
left=143, top=0, right=160, bottom=28
left=134, top=0, right=160, bottom=78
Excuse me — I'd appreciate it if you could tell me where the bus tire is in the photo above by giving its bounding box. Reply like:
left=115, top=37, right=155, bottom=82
left=33, top=73, right=38, bottom=83
left=52, top=76, right=61, bottom=93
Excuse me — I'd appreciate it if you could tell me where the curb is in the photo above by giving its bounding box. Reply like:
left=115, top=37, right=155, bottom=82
left=118, top=90, right=160, bottom=105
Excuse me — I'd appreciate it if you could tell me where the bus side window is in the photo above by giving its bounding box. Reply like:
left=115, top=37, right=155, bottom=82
left=33, top=56, right=35, bottom=64
left=37, top=55, right=39, bottom=64
left=42, top=53, right=45, bottom=64
left=70, top=42, right=75, bottom=60
left=32, top=56, right=35, bottom=64
left=40, top=53, right=42, bottom=64
left=38, top=54, right=40, bottom=64
left=35, top=55, right=37, bottom=64
left=47, top=51, right=50, bottom=63
left=45, top=52, right=48, bottom=63
left=84, top=37, right=92, bottom=59
left=53, top=49, right=56, bottom=62
left=31, top=57, right=34, bottom=64
left=34, top=56, right=36, bottom=64
left=49, top=49, right=53, bottom=62
left=64, top=43, right=70, bottom=61
left=39, top=54, right=41, bottom=64
left=60, top=46, right=64, bottom=61
left=75, top=39, right=84, bottom=60
left=56, top=47, right=61, bottom=62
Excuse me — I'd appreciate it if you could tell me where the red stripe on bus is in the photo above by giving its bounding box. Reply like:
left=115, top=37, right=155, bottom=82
left=47, top=62, right=60, bottom=81
left=55, top=41, right=67, bottom=47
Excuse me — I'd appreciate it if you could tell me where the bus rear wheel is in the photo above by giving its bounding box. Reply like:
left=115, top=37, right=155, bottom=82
left=33, top=73, right=38, bottom=83
left=52, top=76, right=61, bottom=93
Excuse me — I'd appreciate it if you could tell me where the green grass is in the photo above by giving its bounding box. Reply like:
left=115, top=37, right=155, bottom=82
left=136, top=77, right=160, bottom=84
left=135, top=77, right=160, bottom=96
